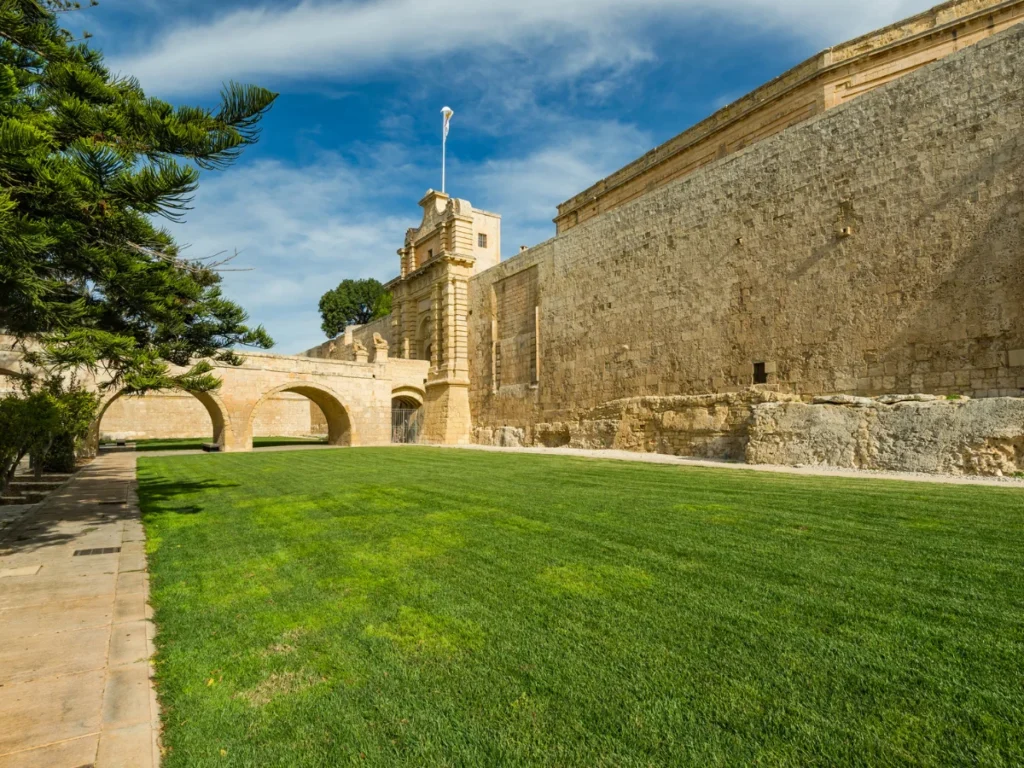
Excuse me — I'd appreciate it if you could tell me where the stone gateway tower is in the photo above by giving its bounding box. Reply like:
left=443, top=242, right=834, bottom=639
left=386, top=191, right=500, bottom=444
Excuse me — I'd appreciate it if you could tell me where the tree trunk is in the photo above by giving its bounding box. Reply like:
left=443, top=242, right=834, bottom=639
left=33, top=439, right=52, bottom=480
left=2, top=449, right=28, bottom=495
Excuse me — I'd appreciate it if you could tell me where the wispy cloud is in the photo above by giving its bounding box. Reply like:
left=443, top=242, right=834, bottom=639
left=111, top=0, right=937, bottom=96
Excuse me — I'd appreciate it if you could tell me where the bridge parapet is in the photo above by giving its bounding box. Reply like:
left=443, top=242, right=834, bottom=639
left=1, top=343, right=431, bottom=454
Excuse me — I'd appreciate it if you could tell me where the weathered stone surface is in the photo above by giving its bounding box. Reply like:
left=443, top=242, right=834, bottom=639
left=482, top=391, right=800, bottom=460
left=472, top=426, right=527, bottom=448
left=467, top=22, right=1024, bottom=441
left=747, top=397, right=1024, bottom=476
left=812, top=395, right=876, bottom=406
left=876, top=394, right=944, bottom=404
left=554, top=0, right=1024, bottom=234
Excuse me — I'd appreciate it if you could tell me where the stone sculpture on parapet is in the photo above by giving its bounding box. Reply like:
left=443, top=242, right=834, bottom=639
left=352, top=339, right=368, bottom=364
left=372, top=333, right=389, bottom=362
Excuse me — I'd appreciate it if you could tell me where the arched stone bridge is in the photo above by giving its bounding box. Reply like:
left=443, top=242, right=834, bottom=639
left=0, top=338, right=429, bottom=453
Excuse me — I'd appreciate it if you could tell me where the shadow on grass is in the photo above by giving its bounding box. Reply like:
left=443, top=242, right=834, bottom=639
left=137, top=477, right=241, bottom=519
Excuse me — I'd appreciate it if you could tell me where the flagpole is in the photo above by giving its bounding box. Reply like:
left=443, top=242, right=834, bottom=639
left=441, top=106, right=453, bottom=194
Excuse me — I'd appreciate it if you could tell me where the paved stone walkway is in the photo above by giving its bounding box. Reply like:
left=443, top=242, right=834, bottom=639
left=0, top=453, right=159, bottom=768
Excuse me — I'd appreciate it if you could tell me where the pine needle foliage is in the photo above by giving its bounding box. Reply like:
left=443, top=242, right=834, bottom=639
left=0, top=0, right=278, bottom=393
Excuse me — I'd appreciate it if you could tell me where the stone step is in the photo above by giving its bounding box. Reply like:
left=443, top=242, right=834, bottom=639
left=2, top=491, right=47, bottom=504
left=0, top=495, right=30, bottom=506
left=8, top=480, right=65, bottom=491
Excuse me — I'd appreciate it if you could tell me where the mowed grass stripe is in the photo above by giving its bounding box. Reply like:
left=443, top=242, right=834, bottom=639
left=139, top=447, right=1024, bottom=767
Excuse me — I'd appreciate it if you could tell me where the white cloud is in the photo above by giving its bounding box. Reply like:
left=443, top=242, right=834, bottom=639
left=112, top=0, right=937, bottom=96
left=172, top=119, right=648, bottom=353
left=169, top=155, right=413, bottom=352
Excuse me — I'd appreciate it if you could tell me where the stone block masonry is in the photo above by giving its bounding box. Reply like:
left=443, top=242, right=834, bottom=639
left=555, top=0, right=1024, bottom=233
left=467, top=22, right=1024, bottom=455
left=493, top=267, right=539, bottom=389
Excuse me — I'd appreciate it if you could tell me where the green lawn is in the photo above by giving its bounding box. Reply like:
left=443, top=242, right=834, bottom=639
left=138, top=448, right=1024, bottom=767
left=124, top=436, right=326, bottom=452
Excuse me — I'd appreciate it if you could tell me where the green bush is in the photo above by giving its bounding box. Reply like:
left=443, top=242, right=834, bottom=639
left=42, top=432, right=77, bottom=473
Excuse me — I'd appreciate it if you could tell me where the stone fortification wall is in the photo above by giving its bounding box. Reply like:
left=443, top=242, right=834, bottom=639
left=748, top=395, right=1024, bottom=476
left=467, top=24, right=1024, bottom=463
left=100, top=391, right=316, bottom=441
left=555, top=0, right=1024, bottom=233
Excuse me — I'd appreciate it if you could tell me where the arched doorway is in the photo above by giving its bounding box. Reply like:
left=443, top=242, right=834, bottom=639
left=391, top=387, right=424, bottom=444
left=90, top=388, right=233, bottom=453
left=247, top=384, right=351, bottom=450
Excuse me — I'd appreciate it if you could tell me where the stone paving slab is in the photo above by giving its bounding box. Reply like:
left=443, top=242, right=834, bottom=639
left=0, top=734, right=99, bottom=768
left=0, top=453, right=159, bottom=768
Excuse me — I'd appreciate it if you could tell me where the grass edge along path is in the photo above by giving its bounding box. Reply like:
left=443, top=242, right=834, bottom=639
left=138, top=447, right=1024, bottom=767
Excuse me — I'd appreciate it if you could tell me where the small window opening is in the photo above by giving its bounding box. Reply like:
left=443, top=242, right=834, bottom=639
left=478, top=233, right=488, bottom=248
left=427, top=248, right=433, bottom=259
left=753, top=362, right=768, bottom=385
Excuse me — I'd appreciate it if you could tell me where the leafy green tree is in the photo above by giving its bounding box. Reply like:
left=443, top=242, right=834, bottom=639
left=37, top=382, right=99, bottom=474
left=0, top=388, right=58, bottom=489
left=0, top=0, right=278, bottom=394
left=318, top=278, right=391, bottom=338
left=0, top=366, right=98, bottom=489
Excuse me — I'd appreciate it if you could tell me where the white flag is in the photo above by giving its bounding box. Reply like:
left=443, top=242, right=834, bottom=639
left=441, top=106, right=453, bottom=140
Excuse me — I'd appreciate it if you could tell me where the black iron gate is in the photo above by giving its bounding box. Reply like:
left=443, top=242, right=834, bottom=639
left=392, top=408, right=423, bottom=444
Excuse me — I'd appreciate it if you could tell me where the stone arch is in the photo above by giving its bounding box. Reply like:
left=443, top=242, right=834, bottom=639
left=247, top=382, right=352, bottom=448
left=391, top=385, right=424, bottom=409
left=88, top=387, right=233, bottom=454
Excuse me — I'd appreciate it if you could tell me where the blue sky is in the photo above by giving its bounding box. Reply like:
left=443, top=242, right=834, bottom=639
left=85, top=0, right=934, bottom=353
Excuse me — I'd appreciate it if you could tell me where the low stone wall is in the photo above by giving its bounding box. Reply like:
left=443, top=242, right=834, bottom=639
left=747, top=395, right=1024, bottom=476
left=474, top=390, right=800, bottom=459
